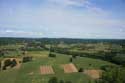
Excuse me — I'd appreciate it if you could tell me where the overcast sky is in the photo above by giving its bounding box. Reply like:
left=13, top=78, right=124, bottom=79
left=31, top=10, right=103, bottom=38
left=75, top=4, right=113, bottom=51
left=0, top=0, right=125, bottom=39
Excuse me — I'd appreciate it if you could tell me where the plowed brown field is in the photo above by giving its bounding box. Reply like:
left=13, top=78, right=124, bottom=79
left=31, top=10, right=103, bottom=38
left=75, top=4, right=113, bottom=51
left=62, top=63, right=78, bottom=73
left=40, top=65, right=54, bottom=75
left=84, top=69, right=102, bottom=79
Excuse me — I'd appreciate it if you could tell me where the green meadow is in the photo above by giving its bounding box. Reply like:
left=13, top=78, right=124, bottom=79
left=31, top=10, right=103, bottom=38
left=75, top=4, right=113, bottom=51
left=0, top=51, right=115, bottom=83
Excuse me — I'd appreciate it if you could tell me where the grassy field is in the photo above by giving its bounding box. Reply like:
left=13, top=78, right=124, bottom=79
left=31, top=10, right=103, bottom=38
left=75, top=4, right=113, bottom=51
left=26, top=51, right=49, bottom=58
left=0, top=51, right=115, bottom=83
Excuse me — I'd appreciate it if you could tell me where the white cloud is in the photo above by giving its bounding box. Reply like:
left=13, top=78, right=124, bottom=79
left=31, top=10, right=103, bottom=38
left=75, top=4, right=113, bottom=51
left=48, top=0, right=86, bottom=7
left=47, top=0, right=109, bottom=16
left=0, top=29, right=43, bottom=37
left=0, top=0, right=125, bottom=38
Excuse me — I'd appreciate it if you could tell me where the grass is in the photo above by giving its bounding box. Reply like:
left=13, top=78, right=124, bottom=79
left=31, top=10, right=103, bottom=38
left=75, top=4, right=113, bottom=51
left=0, top=51, right=115, bottom=83
left=4, top=50, right=23, bottom=57
left=72, top=57, right=115, bottom=69
left=0, top=69, right=19, bottom=83
left=26, top=51, right=49, bottom=58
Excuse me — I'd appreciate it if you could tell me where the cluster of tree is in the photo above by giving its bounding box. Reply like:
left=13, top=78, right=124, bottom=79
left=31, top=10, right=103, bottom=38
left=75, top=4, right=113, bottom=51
left=24, top=41, right=47, bottom=51
left=0, top=50, right=22, bottom=58
left=2, top=59, right=17, bottom=70
left=48, top=77, right=72, bottom=83
left=0, top=50, right=5, bottom=57
left=1, top=37, right=124, bottom=46
left=25, top=47, right=44, bottom=51
left=111, top=54, right=125, bottom=66
left=22, top=56, right=32, bottom=63
left=96, top=65, right=125, bottom=83
left=50, top=46, right=125, bottom=66
left=69, top=58, right=73, bottom=62
left=49, top=53, right=56, bottom=57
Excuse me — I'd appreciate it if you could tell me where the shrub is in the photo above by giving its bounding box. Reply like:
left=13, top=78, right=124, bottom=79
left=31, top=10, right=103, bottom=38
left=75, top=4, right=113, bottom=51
left=79, top=68, right=84, bottom=72
left=49, top=53, right=56, bottom=57
left=2, top=66, right=6, bottom=70
left=97, top=67, right=125, bottom=83
left=69, top=58, right=73, bottom=62
left=23, top=56, right=32, bottom=63
left=100, top=65, right=116, bottom=71
left=59, top=80, right=64, bottom=83
left=48, top=77, right=58, bottom=83
left=89, top=64, right=92, bottom=66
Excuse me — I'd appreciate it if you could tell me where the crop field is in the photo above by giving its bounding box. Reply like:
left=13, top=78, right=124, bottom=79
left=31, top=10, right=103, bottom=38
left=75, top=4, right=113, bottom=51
left=84, top=70, right=102, bottom=79
left=40, top=65, right=55, bottom=75
left=0, top=50, right=116, bottom=83
left=62, top=63, right=78, bottom=73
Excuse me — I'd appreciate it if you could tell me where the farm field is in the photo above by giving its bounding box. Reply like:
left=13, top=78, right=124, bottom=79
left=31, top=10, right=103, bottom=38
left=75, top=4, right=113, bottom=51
left=62, top=63, right=78, bottom=73
left=40, top=65, right=55, bottom=75
left=0, top=51, right=115, bottom=83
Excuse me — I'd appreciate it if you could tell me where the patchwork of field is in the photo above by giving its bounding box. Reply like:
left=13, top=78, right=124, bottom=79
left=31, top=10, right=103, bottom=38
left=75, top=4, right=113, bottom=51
left=62, top=63, right=78, bottom=73
left=40, top=65, right=54, bottom=75
left=0, top=51, right=115, bottom=83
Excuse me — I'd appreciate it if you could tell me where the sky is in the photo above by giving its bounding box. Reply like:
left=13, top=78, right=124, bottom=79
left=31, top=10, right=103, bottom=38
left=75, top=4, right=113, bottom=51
left=0, top=0, right=125, bottom=39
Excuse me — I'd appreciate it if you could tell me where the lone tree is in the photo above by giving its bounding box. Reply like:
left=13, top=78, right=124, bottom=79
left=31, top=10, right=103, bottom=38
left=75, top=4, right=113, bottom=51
left=48, top=44, right=56, bottom=58
left=69, top=58, right=73, bottom=62
left=48, top=77, right=58, bottom=83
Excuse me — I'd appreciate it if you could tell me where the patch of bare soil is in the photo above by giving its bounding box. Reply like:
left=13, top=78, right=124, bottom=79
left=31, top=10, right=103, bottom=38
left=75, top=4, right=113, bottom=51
left=40, top=65, right=55, bottom=75
left=62, top=63, right=78, bottom=73
left=84, top=69, right=102, bottom=79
